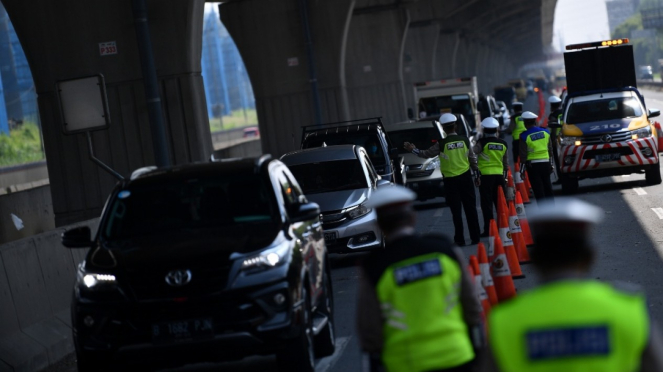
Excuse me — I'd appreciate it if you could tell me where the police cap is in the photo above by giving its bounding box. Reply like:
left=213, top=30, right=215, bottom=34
left=364, top=185, right=416, bottom=210
left=439, top=113, right=458, bottom=126
left=521, top=111, right=538, bottom=120
left=548, top=96, right=562, bottom=104
left=512, top=102, right=523, bottom=109
left=481, top=117, right=499, bottom=129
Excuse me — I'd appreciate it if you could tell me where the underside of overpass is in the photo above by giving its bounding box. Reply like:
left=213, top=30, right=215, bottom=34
left=0, top=0, right=555, bottom=226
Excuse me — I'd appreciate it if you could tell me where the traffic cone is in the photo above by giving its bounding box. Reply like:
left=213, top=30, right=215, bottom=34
left=515, top=191, right=534, bottom=246
left=496, top=184, right=508, bottom=219
left=514, top=163, right=530, bottom=204
left=524, top=170, right=533, bottom=197
left=488, top=219, right=498, bottom=261
left=509, top=201, right=531, bottom=264
left=506, top=169, right=516, bottom=201
left=469, top=257, right=491, bottom=317
left=491, top=235, right=517, bottom=301
left=499, top=211, right=525, bottom=279
left=477, top=243, right=499, bottom=306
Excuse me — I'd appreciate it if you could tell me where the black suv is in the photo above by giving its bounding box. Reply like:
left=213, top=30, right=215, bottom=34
left=301, top=117, right=407, bottom=186
left=61, top=156, right=334, bottom=371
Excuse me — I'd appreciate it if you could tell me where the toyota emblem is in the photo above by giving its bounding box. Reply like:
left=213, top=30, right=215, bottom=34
left=600, top=134, right=612, bottom=143
left=165, top=269, right=192, bottom=287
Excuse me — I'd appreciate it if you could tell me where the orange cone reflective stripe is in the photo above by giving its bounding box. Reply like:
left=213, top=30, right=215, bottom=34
left=477, top=243, right=499, bottom=306
left=488, top=219, right=498, bottom=261
left=470, top=256, right=491, bottom=317
left=509, top=201, right=531, bottom=264
left=500, top=211, right=525, bottom=279
left=516, top=191, right=534, bottom=246
left=491, top=235, right=517, bottom=301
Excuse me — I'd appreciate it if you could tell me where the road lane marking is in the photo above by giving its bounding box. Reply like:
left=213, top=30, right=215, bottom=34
left=652, top=208, right=663, bottom=219
left=634, top=187, right=647, bottom=195
left=316, top=336, right=351, bottom=372
left=434, top=209, right=443, bottom=217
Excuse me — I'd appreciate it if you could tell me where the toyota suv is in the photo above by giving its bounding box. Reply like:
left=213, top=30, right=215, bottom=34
left=61, top=156, right=334, bottom=371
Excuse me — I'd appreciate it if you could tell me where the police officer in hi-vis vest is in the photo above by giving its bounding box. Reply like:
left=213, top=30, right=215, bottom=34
left=473, top=117, right=508, bottom=236
left=356, top=185, right=483, bottom=372
left=506, top=102, right=525, bottom=163
left=519, top=111, right=554, bottom=203
left=404, top=113, right=481, bottom=246
left=548, top=95, right=564, bottom=184
left=485, top=198, right=663, bottom=372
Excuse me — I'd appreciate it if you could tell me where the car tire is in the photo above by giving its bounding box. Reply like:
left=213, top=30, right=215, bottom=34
left=277, top=287, right=315, bottom=372
left=560, top=174, right=578, bottom=194
left=314, top=267, right=336, bottom=358
left=646, top=164, right=662, bottom=185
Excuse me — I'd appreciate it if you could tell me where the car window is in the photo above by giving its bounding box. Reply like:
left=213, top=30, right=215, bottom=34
left=302, top=133, right=386, bottom=166
left=287, top=159, right=368, bottom=194
left=566, top=97, right=643, bottom=124
left=101, top=173, right=276, bottom=240
left=388, top=127, right=441, bottom=154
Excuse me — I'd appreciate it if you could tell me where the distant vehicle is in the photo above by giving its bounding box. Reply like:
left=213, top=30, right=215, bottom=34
left=496, top=100, right=511, bottom=133
left=493, top=85, right=516, bottom=110
left=639, top=65, right=654, bottom=80
left=243, top=126, right=260, bottom=137
left=62, top=157, right=335, bottom=371
left=281, top=145, right=388, bottom=253
left=383, top=120, right=446, bottom=201
left=300, top=117, right=406, bottom=186
left=410, top=77, right=481, bottom=130
left=477, top=94, right=503, bottom=126
left=526, top=79, right=534, bottom=95
left=507, top=79, right=527, bottom=101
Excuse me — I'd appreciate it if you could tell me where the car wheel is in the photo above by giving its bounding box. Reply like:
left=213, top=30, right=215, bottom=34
left=314, top=267, right=336, bottom=358
left=646, top=164, right=662, bottom=185
left=560, top=173, right=578, bottom=194
left=277, top=287, right=315, bottom=372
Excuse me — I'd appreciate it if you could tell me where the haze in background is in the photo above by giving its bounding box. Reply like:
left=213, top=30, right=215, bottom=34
left=553, top=0, right=611, bottom=51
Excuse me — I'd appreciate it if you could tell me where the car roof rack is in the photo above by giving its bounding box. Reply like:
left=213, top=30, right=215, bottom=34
left=301, top=117, right=384, bottom=143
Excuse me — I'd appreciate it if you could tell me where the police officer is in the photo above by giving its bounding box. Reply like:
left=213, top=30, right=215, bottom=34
left=548, top=96, right=563, bottom=184
left=519, top=111, right=554, bottom=203
left=506, top=102, right=525, bottom=163
left=485, top=198, right=663, bottom=372
left=357, top=185, right=483, bottom=372
left=474, top=117, right=508, bottom=236
left=404, top=113, right=481, bottom=246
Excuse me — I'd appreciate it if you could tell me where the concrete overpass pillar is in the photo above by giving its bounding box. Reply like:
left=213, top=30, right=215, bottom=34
left=402, top=22, right=440, bottom=115
left=434, top=32, right=459, bottom=79
left=4, top=0, right=212, bottom=225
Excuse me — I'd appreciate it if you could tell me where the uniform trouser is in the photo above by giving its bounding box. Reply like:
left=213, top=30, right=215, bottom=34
left=511, top=139, right=520, bottom=164
left=479, top=174, right=505, bottom=233
left=527, top=162, right=554, bottom=203
left=444, top=170, right=480, bottom=245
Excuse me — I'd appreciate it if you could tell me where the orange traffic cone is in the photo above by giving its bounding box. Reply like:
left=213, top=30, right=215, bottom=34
left=509, top=201, right=531, bottom=264
left=499, top=211, right=525, bottom=279
left=477, top=243, right=499, bottom=306
left=507, top=169, right=516, bottom=201
left=514, top=163, right=530, bottom=204
left=515, top=191, right=534, bottom=246
left=488, top=219, right=498, bottom=261
left=469, top=257, right=491, bottom=317
left=497, top=185, right=508, bottom=219
left=491, top=235, right=517, bottom=301
left=524, top=170, right=533, bottom=197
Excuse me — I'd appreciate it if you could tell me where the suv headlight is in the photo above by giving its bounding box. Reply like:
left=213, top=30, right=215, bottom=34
left=632, top=126, right=652, bottom=139
left=425, top=158, right=440, bottom=171
left=346, top=203, right=372, bottom=219
left=241, top=241, right=290, bottom=272
left=560, top=136, right=581, bottom=146
left=77, top=262, right=117, bottom=290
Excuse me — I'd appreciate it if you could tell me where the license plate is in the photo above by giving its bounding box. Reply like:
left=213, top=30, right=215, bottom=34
left=324, top=231, right=338, bottom=243
left=152, top=318, right=214, bottom=344
left=595, top=153, right=621, bottom=162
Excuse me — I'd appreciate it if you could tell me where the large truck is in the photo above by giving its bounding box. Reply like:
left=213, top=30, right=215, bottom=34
left=410, top=77, right=481, bottom=131
left=552, top=38, right=663, bottom=193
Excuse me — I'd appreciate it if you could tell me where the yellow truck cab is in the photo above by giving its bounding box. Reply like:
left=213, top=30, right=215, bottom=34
left=554, top=38, right=662, bottom=193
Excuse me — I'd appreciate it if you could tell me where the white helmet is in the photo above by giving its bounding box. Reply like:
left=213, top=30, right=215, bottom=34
left=439, top=113, right=458, bottom=126
left=481, top=117, right=499, bottom=129
left=529, top=197, right=603, bottom=226
left=548, top=96, right=562, bottom=104
left=521, top=111, right=538, bottom=120
left=364, top=185, right=416, bottom=209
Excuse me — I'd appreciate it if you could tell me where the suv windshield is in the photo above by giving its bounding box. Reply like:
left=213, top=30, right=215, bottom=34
left=288, top=160, right=368, bottom=194
left=566, top=96, right=643, bottom=124
left=101, top=173, right=276, bottom=240
left=388, top=127, right=441, bottom=154
left=302, top=133, right=386, bottom=166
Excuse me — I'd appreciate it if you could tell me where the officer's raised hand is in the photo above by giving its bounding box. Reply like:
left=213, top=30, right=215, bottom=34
left=404, top=142, right=416, bottom=152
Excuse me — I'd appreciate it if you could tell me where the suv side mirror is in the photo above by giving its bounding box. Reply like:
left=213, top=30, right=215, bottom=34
left=407, top=108, right=414, bottom=119
left=649, top=108, right=660, bottom=118
left=62, top=226, right=93, bottom=248
left=291, top=202, right=321, bottom=223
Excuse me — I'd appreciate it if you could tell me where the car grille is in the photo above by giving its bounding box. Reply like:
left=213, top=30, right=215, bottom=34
left=126, top=265, right=231, bottom=301
left=407, top=164, right=423, bottom=170
left=321, top=210, right=347, bottom=228
left=581, top=131, right=631, bottom=145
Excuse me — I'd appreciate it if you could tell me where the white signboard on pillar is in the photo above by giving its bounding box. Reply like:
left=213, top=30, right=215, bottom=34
left=57, top=75, right=111, bottom=134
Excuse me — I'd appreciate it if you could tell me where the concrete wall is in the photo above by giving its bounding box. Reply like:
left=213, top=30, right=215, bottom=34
left=0, top=161, right=48, bottom=190
left=0, top=218, right=97, bottom=372
left=0, top=184, right=54, bottom=246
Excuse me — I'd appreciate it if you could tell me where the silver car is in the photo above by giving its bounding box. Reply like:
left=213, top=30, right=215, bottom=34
left=281, top=145, right=389, bottom=253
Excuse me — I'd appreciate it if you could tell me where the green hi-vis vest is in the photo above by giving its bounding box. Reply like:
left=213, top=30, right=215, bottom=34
left=490, top=281, right=648, bottom=372
left=512, top=116, right=526, bottom=140
left=556, top=114, right=563, bottom=136
left=439, top=135, right=471, bottom=178
left=478, top=139, right=507, bottom=175
left=525, top=129, right=550, bottom=161
left=377, top=253, right=475, bottom=372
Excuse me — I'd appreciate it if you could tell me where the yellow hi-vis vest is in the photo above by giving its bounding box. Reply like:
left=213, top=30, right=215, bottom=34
left=512, top=116, right=526, bottom=140
left=438, top=135, right=471, bottom=178
left=524, top=129, right=550, bottom=161
left=490, top=280, right=648, bottom=372
left=478, top=139, right=507, bottom=175
left=377, top=252, right=475, bottom=372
